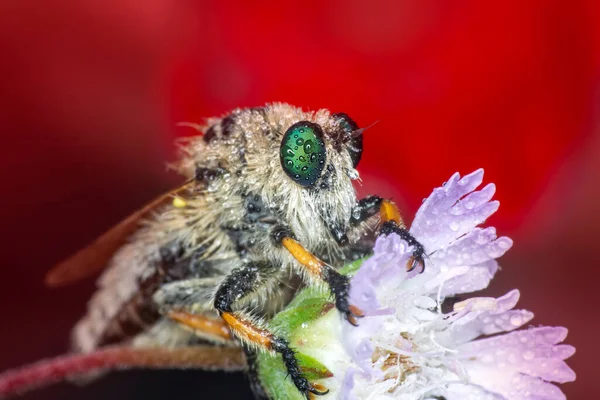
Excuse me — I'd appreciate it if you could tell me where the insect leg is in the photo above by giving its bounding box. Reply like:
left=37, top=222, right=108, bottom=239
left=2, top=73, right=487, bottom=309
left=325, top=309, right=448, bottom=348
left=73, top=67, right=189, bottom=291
left=351, top=196, right=426, bottom=273
left=154, top=277, right=235, bottom=344
left=271, top=228, right=364, bottom=326
left=213, top=262, right=328, bottom=398
left=167, top=311, right=233, bottom=342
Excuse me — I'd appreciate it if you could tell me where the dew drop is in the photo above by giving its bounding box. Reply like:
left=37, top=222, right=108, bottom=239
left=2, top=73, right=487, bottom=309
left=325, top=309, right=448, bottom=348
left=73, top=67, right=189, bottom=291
left=299, top=156, right=306, bottom=162
left=480, top=354, right=494, bottom=364
left=296, top=138, right=304, bottom=146
left=449, top=221, right=460, bottom=231
left=304, top=140, right=313, bottom=153
left=498, top=240, right=511, bottom=250
left=523, top=351, right=534, bottom=361
left=488, top=248, right=503, bottom=258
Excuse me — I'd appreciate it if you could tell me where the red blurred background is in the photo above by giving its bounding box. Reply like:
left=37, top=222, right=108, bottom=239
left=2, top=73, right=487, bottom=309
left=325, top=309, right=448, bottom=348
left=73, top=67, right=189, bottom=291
left=0, top=1, right=597, bottom=398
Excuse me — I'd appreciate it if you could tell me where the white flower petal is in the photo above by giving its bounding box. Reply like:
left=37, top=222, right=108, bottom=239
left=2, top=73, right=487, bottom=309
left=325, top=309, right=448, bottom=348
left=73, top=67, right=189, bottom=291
left=433, top=383, right=506, bottom=400
left=431, top=227, right=513, bottom=267
left=411, top=169, right=499, bottom=251
left=308, top=171, right=575, bottom=400
left=436, top=260, right=499, bottom=297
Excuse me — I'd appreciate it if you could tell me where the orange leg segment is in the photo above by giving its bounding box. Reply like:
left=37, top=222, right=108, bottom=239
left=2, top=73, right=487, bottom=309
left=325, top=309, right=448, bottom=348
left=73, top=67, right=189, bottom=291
left=281, top=237, right=325, bottom=278
left=380, top=199, right=405, bottom=227
left=221, top=312, right=274, bottom=349
left=168, top=311, right=233, bottom=342
left=218, top=311, right=329, bottom=397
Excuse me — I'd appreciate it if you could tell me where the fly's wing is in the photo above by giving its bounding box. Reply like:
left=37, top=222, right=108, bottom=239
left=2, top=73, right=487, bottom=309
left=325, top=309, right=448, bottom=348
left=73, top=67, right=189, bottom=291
left=45, top=182, right=194, bottom=287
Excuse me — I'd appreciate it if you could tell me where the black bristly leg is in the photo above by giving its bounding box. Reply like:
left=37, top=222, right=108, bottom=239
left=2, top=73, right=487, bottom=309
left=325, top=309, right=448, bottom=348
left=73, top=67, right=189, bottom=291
left=213, top=261, right=278, bottom=313
left=320, top=267, right=361, bottom=325
left=379, top=221, right=426, bottom=272
left=350, top=195, right=426, bottom=273
left=213, top=262, right=328, bottom=398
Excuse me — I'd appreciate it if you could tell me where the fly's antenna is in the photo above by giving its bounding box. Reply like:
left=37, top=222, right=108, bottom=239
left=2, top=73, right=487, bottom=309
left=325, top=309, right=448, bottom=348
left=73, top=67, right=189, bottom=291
left=351, top=120, right=379, bottom=138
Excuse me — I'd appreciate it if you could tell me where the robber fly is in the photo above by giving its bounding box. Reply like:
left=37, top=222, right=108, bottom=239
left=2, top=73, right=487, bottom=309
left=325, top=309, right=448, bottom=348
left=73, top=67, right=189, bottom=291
left=1, top=103, right=425, bottom=399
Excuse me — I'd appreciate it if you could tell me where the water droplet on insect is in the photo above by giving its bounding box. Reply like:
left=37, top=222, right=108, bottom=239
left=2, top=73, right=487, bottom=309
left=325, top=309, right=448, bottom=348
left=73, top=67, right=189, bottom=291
left=299, top=156, right=306, bottom=162
left=296, top=138, right=304, bottom=146
left=304, top=140, right=313, bottom=153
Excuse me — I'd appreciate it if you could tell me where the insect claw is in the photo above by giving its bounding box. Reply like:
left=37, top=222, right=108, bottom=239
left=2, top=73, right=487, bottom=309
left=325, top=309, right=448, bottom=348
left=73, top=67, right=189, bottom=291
left=348, top=304, right=364, bottom=318
left=307, top=383, right=329, bottom=396
left=406, top=255, right=425, bottom=273
left=346, top=314, right=360, bottom=326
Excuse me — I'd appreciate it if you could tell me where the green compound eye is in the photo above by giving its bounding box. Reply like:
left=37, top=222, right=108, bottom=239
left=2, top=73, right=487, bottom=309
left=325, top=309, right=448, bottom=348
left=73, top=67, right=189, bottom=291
left=279, top=121, right=326, bottom=187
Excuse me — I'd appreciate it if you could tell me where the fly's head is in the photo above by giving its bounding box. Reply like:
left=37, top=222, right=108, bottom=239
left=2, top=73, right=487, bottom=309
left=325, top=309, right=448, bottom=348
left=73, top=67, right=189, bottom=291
left=262, top=104, right=365, bottom=246
left=185, top=103, right=368, bottom=247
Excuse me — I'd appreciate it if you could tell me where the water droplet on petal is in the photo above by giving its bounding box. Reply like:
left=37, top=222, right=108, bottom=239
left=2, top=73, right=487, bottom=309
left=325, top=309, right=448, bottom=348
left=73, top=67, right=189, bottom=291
left=480, top=354, right=495, bottom=364
left=449, top=221, right=460, bottom=231
left=510, top=314, right=522, bottom=326
left=523, top=351, right=535, bottom=360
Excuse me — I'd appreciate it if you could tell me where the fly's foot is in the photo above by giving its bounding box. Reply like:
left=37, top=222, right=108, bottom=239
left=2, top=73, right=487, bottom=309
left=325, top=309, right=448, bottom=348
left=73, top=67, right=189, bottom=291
left=272, top=337, right=329, bottom=398
left=307, top=383, right=329, bottom=399
left=379, top=221, right=426, bottom=273
left=322, top=268, right=364, bottom=326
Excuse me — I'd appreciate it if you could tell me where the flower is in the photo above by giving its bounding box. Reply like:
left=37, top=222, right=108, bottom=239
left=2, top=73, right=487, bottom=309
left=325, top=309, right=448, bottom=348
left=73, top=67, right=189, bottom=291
left=258, top=169, right=575, bottom=400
